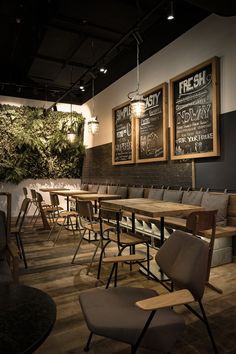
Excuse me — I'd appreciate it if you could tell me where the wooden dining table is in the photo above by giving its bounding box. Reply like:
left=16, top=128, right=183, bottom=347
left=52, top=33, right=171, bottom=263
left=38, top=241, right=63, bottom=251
left=51, top=189, right=93, bottom=210
left=39, top=187, right=70, bottom=192
left=101, top=198, right=203, bottom=245
left=72, top=193, right=121, bottom=213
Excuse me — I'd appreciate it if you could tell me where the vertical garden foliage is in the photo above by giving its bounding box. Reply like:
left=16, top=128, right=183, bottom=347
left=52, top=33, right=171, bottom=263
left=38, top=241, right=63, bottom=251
left=0, top=104, right=85, bottom=183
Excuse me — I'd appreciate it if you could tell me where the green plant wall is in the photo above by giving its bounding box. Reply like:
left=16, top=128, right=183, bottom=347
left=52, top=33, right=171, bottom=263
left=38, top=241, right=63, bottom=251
left=0, top=104, right=85, bottom=184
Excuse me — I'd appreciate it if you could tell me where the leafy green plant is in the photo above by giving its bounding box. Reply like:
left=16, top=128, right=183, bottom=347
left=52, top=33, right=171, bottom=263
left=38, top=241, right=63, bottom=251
left=0, top=104, right=85, bottom=183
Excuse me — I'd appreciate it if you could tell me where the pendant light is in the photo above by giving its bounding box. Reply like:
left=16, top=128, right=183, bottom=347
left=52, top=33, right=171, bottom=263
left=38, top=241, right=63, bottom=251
left=88, top=79, right=99, bottom=134
left=128, top=33, right=145, bottom=119
left=67, top=67, right=77, bottom=143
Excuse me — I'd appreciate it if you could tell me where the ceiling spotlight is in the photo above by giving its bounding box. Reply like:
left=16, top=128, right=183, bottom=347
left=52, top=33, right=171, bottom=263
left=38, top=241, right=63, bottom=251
left=167, top=1, right=175, bottom=21
left=99, top=67, right=107, bottom=74
left=79, top=85, right=84, bottom=90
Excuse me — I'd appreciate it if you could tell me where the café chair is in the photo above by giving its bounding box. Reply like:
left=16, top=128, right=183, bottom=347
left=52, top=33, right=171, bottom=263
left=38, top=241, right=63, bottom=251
left=28, top=188, right=40, bottom=224
left=186, top=209, right=222, bottom=293
left=71, top=200, right=115, bottom=268
left=97, top=207, right=150, bottom=284
left=0, top=210, right=19, bottom=283
left=79, top=230, right=218, bottom=354
left=51, top=211, right=79, bottom=245
left=10, top=198, right=31, bottom=269
left=22, top=187, right=28, bottom=198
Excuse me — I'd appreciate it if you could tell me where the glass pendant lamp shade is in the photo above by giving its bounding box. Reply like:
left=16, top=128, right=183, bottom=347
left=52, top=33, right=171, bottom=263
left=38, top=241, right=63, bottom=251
left=130, top=92, right=146, bottom=118
left=67, top=130, right=77, bottom=143
left=88, top=116, right=99, bottom=134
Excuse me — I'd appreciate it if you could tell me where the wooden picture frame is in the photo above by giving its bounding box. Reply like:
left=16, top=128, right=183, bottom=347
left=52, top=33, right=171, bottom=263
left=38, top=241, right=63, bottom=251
left=170, top=57, right=220, bottom=160
left=112, top=101, right=135, bottom=165
left=135, top=83, right=168, bottom=163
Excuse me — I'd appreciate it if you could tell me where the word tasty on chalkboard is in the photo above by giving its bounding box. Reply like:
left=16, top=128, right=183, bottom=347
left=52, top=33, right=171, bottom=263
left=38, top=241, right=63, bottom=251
left=136, top=83, right=167, bottom=163
left=170, top=57, right=220, bottom=160
left=112, top=103, right=135, bottom=165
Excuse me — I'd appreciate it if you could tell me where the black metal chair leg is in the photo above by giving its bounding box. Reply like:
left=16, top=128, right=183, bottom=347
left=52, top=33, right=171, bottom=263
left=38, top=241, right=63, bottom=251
left=84, top=332, right=93, bottom=352
left=199, top=300, right=218, bottom=354
left=97, top=240, right=111, bottom=280
left=17, top=233, right=28, bottom=268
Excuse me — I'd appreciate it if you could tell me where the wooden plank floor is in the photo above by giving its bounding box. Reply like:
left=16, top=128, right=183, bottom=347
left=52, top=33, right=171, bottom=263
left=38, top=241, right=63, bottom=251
left=18, top=221, right=236, bottom=354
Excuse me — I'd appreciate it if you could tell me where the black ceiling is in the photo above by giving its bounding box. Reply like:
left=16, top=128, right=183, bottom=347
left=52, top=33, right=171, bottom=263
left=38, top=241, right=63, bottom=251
left=0, top=0, right=236, bottom=107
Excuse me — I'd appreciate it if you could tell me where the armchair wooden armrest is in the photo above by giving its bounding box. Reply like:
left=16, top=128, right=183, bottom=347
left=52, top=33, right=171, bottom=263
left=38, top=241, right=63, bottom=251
left=103, top=254, right=145, bottom=263
left=136, top=289, right=194, bottom=311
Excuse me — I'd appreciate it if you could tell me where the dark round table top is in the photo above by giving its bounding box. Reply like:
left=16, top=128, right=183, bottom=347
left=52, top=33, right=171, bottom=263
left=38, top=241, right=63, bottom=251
left=0, top=283, right=56, bottom=354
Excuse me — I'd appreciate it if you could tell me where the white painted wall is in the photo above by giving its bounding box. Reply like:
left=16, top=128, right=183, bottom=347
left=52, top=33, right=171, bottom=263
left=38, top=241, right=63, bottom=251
left=83, top=14, right=236, bottom=148
left=0, top=178, right=81, bottom=216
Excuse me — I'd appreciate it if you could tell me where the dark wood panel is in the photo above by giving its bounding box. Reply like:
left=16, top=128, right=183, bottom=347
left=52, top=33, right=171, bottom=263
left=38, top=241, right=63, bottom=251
left=82, top=142, right=192, bottom=188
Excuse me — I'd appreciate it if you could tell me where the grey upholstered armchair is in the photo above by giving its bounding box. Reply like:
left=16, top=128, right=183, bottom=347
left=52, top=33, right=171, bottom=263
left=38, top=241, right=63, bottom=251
left=79, top=229, right=218, bottom=353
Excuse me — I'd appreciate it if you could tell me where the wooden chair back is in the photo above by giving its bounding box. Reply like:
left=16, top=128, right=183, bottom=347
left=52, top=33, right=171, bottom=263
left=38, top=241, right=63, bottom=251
left=23, top=187, right=28, bottom=197
left=186, top=210, right=217, bottom=282
left=15, top=198, right=31, bottom=231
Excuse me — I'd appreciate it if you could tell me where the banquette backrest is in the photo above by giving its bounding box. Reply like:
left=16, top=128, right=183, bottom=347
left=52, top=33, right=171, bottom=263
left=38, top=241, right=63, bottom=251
left=81, top=183, right=236, bottom=226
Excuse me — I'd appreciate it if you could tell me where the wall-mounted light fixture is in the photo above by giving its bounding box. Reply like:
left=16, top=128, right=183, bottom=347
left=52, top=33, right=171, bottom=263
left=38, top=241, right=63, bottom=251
left=167, top=1, right=175, bottom=20
left=88, top=79, right=99, bottom=135
left=128, top=32, right=145, bottom=119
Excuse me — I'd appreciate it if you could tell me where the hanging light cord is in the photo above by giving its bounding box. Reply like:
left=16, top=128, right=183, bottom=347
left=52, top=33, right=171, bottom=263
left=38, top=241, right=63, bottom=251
left=70, top=66, right=73, bottom=125
left=128, top=37, right=141, bottom=99
left=92, top=79, right=95, bottom=117
left=136, top=40, right=140, bottom=93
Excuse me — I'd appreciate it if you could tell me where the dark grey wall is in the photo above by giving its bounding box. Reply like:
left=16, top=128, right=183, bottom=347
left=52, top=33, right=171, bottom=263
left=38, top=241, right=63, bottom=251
left=82, top=142, right=192, bottom=188
left=195, top=111, right=236, bottom=192
left=82, top=110, right=236, bottom=190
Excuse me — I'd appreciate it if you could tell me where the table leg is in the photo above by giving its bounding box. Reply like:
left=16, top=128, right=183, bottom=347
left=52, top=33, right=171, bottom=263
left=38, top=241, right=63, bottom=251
left=132, top=212, right=135, bottom=233
left=160, top=216, right=165, bottom=245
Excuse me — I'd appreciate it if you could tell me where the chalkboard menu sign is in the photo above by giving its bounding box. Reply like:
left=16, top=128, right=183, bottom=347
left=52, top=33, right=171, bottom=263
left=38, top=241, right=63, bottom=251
left=112, top=102, right=135, bottom=165
left=170, top=57, right=220, bottom=160
left=136, top=83, right=168, bottom=163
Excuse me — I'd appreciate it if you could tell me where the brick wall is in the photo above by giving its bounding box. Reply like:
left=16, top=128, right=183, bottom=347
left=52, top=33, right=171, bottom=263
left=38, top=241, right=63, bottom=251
left=82, top=142, right=192, bottom=188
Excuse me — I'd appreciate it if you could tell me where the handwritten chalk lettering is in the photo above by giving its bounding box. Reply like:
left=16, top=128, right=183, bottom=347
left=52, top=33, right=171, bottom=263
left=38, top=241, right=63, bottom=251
left=176, top=104, right=211, bottom=125
left=179, top=70, right=207, bottom=94
left=116, top=106, right=130, bottom=121
left=145, top=92, right=161, bottom=108
left=186, top=133, right=213, bottom=142
left=141, top=118, right=150, bottom=126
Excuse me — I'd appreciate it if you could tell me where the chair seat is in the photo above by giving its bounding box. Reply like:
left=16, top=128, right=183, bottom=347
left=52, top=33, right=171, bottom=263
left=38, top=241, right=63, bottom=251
left=84, top=222, right=114, bottom=234
left=59, top=211, right=78, bottom=218
left=109, top=232, right=147, bottom=245
left=44, top=206, right=63, bottom=213
left=80, top=286, right=185, bottom=352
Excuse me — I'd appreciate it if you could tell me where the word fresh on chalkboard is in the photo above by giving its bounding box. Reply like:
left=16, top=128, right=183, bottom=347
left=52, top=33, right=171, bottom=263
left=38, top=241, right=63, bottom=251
left=112, top=102, right=135, bottom=165
left=170, top=57, right=220, bottom=160
left=136, top=83, right=168, bottom=163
